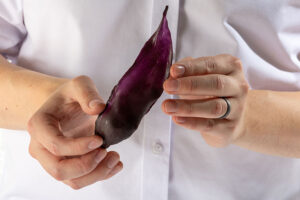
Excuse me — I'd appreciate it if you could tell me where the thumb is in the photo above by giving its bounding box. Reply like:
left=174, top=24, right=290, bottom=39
left=71, top=76, right=106, bottom=115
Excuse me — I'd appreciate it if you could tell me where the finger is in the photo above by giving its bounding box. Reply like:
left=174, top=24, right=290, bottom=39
left=170, top=57, right=193, bottom=78
left=28, top=113, right=103, bottom=156
left=178, top=95, right=215, bottom=100
left=172, top=116, right=236, bottom=147
left=105, top=162, right=123, bottom=180
left=30, top=140, right=107, bottom=181
left=70, top=75, right=106, bottom=115
left=162, top=98, right=237, bottom=119
left=164, top=74, right=240, bottom=97
left=171, top=54, right=242, bottom=78
left=61, top=116, right=96, bottom=138
left=64, top=151, right=121, bottom=190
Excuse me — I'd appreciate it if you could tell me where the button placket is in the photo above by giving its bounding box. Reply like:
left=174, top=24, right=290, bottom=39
left=152, top=141, right=164, bottom=154
left=141, top=1, right=180, bottom=200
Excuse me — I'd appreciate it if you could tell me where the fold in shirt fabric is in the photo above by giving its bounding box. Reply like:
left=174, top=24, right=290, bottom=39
left=0, top=0, right=300, bottom=200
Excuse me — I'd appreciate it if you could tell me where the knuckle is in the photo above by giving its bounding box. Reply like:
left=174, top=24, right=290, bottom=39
left=49, top=140, right=61, bottom=156
left=219, top=54, right=233, bottom=61
left=27, top=115, right=39, bottom=134
left=76, top=159, right=90, bottom=174
left=227, top=123, right=237, bottom=133
left=240, top=81, right=249, bottom=94
left=68, top=180, right=81, bottom=190
left=219, top=54, right=244, bottom=72
left=213, top=75, right=225, bottom=91
left=183, top=101, right=193, bottom=115
left=187, top=59, right=193, bottom=73
left=212, top=100, right=224, bottom=116
left=233, top=58, right=243, bottom=71
left=28, top=144, right=36, bottom=159
left=27, top=118, right=34, bottom=133
left=70, top=140, right=84, bottom=154
left=72, top=75, right=91, bottom=84
left=205, top=119, right=215, bottom=131
left=71, top=75, right=92, bottom=88
left=51, top=166, right=64, bottom=181
left=205, top=56, right=217, bottom=74
left=187, top=78, right=199, bottom=93
left=202, top=57, right=214, bottom=73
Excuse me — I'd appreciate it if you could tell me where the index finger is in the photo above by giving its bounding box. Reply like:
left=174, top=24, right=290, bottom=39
left=31, top=141, right=107, bottom=181
left=171, top=54, right=242, bottom=78
left=28, top=112, right=103, bottom=156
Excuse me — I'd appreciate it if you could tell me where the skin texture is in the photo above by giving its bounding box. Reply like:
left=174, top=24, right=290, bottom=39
left=235, top=90, right=300, bottom=158
left=27, top=76, right=123, bottom=189
left=162, top=55, right=249, bottom=148
left=162, top=54, right=300, bottom=158
left=2, top=52, right=300, bottom=189
left=0, top=56, right=123, bottom=189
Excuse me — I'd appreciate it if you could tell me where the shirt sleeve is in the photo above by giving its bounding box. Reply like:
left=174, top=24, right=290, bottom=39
left=0, top=0, right=27, bottom=61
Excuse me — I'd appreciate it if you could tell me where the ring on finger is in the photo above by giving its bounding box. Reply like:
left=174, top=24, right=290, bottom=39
left=219, top=97, right=231, bottom=119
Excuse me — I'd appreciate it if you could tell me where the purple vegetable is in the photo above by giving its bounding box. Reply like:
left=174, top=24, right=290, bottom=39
left=95, top=6, right=173, bottom=148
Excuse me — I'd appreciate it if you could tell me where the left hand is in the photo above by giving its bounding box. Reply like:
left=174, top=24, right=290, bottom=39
left=162, top=54, right=249, bottom=147
left=27, top=76, right=122, bottom=189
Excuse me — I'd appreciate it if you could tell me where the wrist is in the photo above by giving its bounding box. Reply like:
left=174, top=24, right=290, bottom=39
left=6, top=69, right=70, bottom=129
left=232, top=90, right=270, bottom=148
left=231, top=112, right=248, bottom=146
left=231, top=91, right=252, bottom=146
left=43, top=77, right=70, bottom=99
left=30, top=75, right=70, bottom=116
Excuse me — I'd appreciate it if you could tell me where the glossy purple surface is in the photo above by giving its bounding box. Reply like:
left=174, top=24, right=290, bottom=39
left=95, top=6, right=173, bottom=148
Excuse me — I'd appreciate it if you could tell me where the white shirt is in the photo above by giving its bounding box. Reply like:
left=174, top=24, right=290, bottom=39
left=1, top=0, right=300, bottom=200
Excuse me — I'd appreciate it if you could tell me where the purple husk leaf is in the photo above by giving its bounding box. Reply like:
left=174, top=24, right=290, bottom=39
left=95, top=6, right=173, bottom=148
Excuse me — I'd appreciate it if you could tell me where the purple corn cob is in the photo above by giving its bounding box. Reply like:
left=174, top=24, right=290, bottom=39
left=95, top=6, right=173, bottom=148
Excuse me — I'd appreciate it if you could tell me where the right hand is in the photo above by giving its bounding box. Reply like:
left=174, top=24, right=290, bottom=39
left=27, top=75, right=123, bottom=189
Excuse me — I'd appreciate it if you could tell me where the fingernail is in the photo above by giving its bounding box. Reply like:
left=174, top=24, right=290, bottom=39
left=89, top=99, right=103, bottom=109
left=175, top=117, right=186, bottom=124
left=110, top=164, right=123, bottom=175
left=107, top=156, right=119, bottom=169
left=165, top=80, right=179, bottom=92
left=173, top=66, right=185, bottom=77
left=165, top=101, right=178, bottom=113
left=95, top=150, right=106, bottom=163
left=88, top=140, right=102, bottom=149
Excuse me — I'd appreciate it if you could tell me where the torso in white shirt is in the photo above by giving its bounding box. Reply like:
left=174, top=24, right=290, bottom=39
left=0, top=0, right=300, bottom=200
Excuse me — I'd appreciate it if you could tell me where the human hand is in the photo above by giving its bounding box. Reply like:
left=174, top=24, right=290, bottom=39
left=162, top=55, right=249, bottom=147
left=27, top=76, right=123, bottom=189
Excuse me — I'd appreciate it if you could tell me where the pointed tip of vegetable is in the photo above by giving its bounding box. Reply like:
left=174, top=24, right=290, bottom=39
left=163, top=6, right=169, bottom=17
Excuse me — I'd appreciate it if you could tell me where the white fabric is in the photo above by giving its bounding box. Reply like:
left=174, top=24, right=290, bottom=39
left=0, top=0, right=300, bottom=200
left=0, top=0, right=26, bottom=63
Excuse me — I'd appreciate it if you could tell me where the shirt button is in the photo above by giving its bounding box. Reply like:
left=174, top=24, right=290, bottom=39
left=152, top=142, right=164, bottom=154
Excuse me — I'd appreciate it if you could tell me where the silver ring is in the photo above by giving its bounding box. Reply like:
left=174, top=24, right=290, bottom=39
left=219, top=97, right=231, bottom=119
